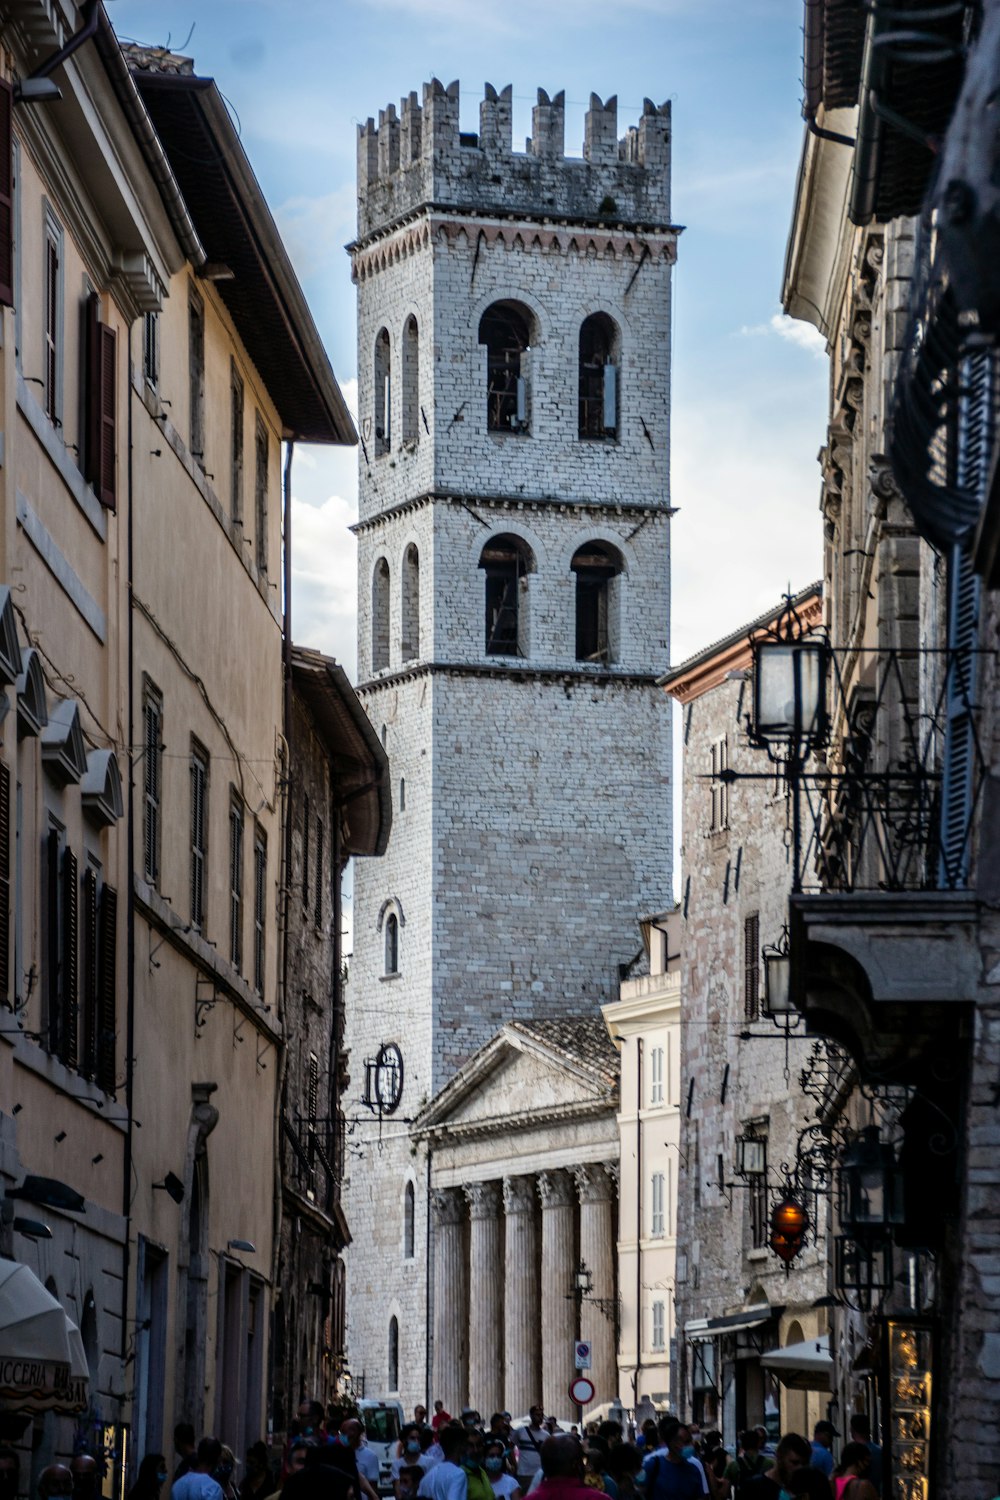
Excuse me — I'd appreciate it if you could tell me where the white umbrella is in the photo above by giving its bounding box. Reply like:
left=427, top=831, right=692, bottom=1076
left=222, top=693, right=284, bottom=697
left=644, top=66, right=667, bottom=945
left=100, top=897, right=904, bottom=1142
left=0, top=1259, right=89, bottom=1415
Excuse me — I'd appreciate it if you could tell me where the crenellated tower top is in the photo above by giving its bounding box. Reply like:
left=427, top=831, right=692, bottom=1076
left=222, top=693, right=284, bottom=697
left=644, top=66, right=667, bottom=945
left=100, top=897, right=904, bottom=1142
left=356, top=80, right=672, bottom=241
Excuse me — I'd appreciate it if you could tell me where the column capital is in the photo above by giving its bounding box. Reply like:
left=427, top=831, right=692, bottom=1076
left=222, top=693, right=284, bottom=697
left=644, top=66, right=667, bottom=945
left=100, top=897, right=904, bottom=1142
left=503, top=1174, right=537, bottom=1215
left=464, top=1180, right=502, bottom=1219
left=574, top=1162, right=613, bottom=1204
left=432, top=1186, right=466, bottom=1226
left=537, top=1169, right=575, bottom=1209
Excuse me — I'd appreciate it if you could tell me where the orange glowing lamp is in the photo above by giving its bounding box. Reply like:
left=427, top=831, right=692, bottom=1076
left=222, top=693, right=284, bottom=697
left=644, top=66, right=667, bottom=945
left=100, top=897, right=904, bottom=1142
left=769, top=1194, right=810, bottom=1264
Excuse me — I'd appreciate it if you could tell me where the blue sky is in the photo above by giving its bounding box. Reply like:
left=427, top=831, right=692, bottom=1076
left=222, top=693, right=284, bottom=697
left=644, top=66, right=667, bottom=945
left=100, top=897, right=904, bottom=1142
left=109, top=0, right=829, bottom=676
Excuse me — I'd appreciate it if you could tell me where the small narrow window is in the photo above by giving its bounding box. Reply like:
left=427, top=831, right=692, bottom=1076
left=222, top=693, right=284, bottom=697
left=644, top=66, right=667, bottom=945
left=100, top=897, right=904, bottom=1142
left=479, top=534, right=534, bottom=657
left=401, top=544, right=420, bottom=661
left=314, top=818, right=324, bottom=927
left=651, top=1171, right=665, bottom=1237
left=190, top=742, right=208, bottom=931
left=578, top=313, right=619, bottom=439
left=572, top=541, right=623, bottom=663
left=479, top=300, right=532, bottom=433
left=229, top=792, right=244, bottom=972
left=81, top=864, right=98, bottom=1079
left=651, top=1300, right=665, bottom=1352
left=744, top=912, right=760, bottom=1021
left=96, top=884, right=117, bottom=1094
left=143, top=312, right=159, bottom=387
left=142, top=683, right=163, bottom=886
left=372, top=558, right=390, bottom=672
left=388, top=1315, right=399, bottom=1392
left=302, top=793, right=310, bottom=907
left=399, top=778, right=406, bottom=812
left=385, top=912, right=399, bottom=975
left=403, top=1181, right=415, bottom=1260
left=189, top=290, right=205, bottom=460
left=402, top=315, right=419, bottom=445
left=710, top=736, right=730, bottom=832
left=374, top=327, right=391, bottom=456
left=253, top=826, right=267, bottom=995
left=255, top=413, right=268, bottom=574
left=231, top=361, right=244, bottom=524
left=44, top=219, right=62, bottom=423
left=650, top=1046, right=664, bottom=1106
left=0, top=82, right=13, bottom=310
left=749, top=1141, right=769, bottom=1249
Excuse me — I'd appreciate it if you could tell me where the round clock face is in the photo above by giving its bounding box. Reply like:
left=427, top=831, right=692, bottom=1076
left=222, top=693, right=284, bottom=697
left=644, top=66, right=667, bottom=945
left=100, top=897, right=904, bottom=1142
left=374, top=1042, right=404, bottom=1114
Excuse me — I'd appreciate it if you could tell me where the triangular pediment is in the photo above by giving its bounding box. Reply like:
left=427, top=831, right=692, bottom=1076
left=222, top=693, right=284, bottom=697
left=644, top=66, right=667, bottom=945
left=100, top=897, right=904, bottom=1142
left=16, top=648, right=47, bottom=739
left=415, top=1020, right=618, bottom=1137
left=0, top=588, right=21, bottom=686
left=41, top=699, right=88, bottom=785
left=81, top=749, right=123, bottom=827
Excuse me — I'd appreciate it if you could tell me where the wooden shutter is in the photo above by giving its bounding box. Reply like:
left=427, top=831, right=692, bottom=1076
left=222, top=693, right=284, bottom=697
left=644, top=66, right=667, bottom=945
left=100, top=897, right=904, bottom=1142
left=0, top=763, right=9, bottom=1007
left=0, top=81, right=13, bottom=308
left=744, top=912, right=760, bottom=1021
left=314, top=820, right=323, bottom=926
left=98, top=322, right=116, bottom=509
left=46, top=829, right=59, bottom=1052
left=85, top=292, right=100, bottom=482
left=61, top=848, right=79, bottom=1067
left=97, top=885, right=117, bottom=1094
left=190, top=753, right=205, bottom=927
left=81, top=867, right=98, bottom=1079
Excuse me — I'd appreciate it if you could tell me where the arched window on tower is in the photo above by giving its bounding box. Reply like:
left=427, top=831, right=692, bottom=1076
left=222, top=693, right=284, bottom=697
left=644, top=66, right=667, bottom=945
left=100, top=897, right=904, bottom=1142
left=374, top=328, right=391, bottom=456
left=578, top=313, right=620, bottom=439
left=401, top=544, right=420, bottom=661
left=403, top=1181, right=415, bottom=1259
left=479, top=534, right=534, bottom=657
left=385, top=913, right=399, bottom=975
left=402, top=315, right=419, bottom=446
left=572, top=541, right=624, bottom=663
left=479, top=301, right=533, bottom=433
left=372, top=558, right=390, bottom=673
left=388, top=1315, right=400, bottom=1392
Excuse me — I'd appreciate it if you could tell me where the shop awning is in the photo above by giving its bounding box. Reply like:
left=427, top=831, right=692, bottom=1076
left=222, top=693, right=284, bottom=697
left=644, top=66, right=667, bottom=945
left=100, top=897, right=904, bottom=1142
left=0, top=1260, right=88, bottom=1414
left=705, top=1304, right=784, bottom=1336
left=760, top=1334, right=833, bottom=1392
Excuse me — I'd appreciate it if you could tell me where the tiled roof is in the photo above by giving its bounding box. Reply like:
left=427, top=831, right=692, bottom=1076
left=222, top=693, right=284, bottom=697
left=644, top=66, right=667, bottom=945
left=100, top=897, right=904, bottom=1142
left=509, top=1017, right=619, bottom=1089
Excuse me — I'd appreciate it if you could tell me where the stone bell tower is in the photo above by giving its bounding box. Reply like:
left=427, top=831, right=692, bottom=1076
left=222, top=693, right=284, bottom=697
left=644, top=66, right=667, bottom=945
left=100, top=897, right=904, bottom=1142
left=344, top=80, right=676, bottom=1407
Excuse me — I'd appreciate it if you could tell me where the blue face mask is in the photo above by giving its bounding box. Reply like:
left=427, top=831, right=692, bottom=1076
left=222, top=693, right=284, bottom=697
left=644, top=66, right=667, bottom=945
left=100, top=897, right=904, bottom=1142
left=406, top=1444, right=421, bottom=1456
left=681, top=1448, right=695, bottom=1461
left=634, top=1474, right=647, bottom=1488
left=485, top=1460, right=503, bottom=1475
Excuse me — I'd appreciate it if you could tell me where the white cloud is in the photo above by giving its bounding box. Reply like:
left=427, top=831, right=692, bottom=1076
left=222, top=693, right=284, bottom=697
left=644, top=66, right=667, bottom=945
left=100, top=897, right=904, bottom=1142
left=291, top=492, right=358, bottom=678
left=275, top=187, right=359, bottom=279
left=739, top=311, right=827, bottom=358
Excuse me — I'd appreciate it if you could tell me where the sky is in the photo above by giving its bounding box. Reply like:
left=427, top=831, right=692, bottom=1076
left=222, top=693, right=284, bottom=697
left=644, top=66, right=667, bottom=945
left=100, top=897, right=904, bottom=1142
left=108, top=0, right=829, bottom=682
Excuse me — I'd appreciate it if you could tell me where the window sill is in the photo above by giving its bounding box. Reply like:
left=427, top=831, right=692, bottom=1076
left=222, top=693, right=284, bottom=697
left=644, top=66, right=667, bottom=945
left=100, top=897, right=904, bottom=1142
left=578, top=435, right=619, bottom=446
left=486, top=428, right=530, bottom=439
left=380, top=971, right=402, bottom=982
left=746, top=1247, right=770, bottom=1262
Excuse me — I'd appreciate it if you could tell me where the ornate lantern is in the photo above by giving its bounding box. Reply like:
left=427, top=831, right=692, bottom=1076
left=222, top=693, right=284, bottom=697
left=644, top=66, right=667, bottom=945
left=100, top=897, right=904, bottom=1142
left=735, top=1132, right=766, bottom=1178
left=838, top=1125, right=904, bottom=1235
left=752, top=635, right=828, bottom=748
left=834, top=1233, right=893, bottom=1312
left=769, top=1193, right=810, bottom=1264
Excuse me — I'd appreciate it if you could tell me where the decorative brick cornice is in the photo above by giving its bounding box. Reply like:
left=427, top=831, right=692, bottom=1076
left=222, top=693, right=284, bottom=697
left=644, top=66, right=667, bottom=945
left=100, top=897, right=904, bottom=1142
left=357, top=660, right=662, bottom=694
left=353, top=489, right=674, bottom=536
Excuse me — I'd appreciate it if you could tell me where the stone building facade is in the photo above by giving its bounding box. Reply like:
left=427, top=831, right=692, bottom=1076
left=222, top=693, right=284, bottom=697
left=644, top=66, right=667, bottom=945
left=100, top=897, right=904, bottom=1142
left=344, top=80, right=676, bottom=1406
left=602, top=911, right=681, bottom=1414
left=662, top=592, right=830, bottom=1442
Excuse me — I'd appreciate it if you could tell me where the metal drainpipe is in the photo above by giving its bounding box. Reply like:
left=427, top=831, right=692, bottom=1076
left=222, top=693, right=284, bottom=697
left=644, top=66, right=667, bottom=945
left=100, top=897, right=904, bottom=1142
left=424, top=1147, right=433, bottom=1408
left=634, top=1036, right=643, bottom=1412
left=326, top=806, right=342, bottom=1218
left=121, top=319, right=138, bottom=1467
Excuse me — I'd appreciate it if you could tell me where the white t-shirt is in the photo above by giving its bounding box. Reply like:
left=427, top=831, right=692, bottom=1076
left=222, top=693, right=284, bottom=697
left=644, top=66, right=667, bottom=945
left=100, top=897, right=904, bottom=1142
left=513, top=1430, right=547, bottom=1480
left=490, top=1477, right=520, bottom=1499
left=173, top=1475, right=223, bottom=1500
left=393, top=1454, right=434, bottom=1482
left=357, top=1448, right=381, bottom=1485
left=417, top=1461, right=468, bottom=1500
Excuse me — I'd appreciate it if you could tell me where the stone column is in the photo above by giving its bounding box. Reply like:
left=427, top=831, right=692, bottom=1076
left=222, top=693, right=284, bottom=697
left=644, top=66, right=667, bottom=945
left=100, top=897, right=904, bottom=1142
left=538, top=1169, right=577, bottom=1419
left=504, top=1174, right=541, bottom=1416
left=575, top=1163, right=617, bottom=1405
left=432, top=1187, right=468, bottom=1413
left=465, top=1181, right=503, bottom=1417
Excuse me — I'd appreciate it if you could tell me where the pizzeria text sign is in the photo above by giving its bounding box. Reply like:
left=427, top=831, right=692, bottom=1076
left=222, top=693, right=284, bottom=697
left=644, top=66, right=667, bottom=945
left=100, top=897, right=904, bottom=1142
left=0, top=1359, right=88, bottom=1413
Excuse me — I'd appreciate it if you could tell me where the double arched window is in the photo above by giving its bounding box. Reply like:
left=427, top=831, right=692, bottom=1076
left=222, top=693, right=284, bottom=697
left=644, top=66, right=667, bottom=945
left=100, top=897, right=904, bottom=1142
left=385, top=913, right=399, bottom=975
left=388, top=1315, right=399, bottom=1392
left=374, top=328, right=391, bottom=456
left=479, top=534, right=535, bottom=656
left=479, top=301, right=533, bottom=433
left=572, top=541, right=624, bottom=663
left=401, top=544, right=420, bottom=661
left=372, top=558, right=390, bottom=673
left=402, top=316, right=419, bottom=446
left=403, top=1182, right=415, bottom=1260
left=579, top=313, right=620, bottom=439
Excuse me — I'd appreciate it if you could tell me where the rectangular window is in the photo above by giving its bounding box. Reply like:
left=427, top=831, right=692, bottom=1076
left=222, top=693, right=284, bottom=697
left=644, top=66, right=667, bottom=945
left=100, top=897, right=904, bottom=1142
left=650, top=1045, right=664, bottom=1106
left=230, top=361, right=244, bottom=524
left=749, top=1140, right=769, bottom=1249
left=302, top=793, right=310, bottom=907
left=97, top=883, right=118, bottom=1094
left=744, top=912, right=761, bottom=1021
left=43, top=212, right=63, bottom=424
left=44, top=829, right=78, bottom=1068
left=143, top=311, right=159, bottom=386
left=0, top=761, right=9, bottom=1008
left=651, top=1171, right=665, bottom=1237
left=189, top=290, right=205, bottom=460
left=651, top=1300, right=665, bottom=1352
left=81, top=864, right=99, bottom=1080
left=254, top=412, right=268, bottom=574
left=190, top=742, right=208, bottom=931
left=0, top=81, right=12, bottom=310
left=229, top=792, right=243, bottom=972
left=143, top=683, right=162, bottom=885
left=710, top=735, right=730, bottom=832
left=253, top=825, right=266, bottom=994
left=314, top=818, right=323, bottom=927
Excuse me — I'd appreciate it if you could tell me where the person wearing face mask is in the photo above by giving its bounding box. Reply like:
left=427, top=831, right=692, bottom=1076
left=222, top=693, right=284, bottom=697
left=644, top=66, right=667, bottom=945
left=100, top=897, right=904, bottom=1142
left=394, top=1425, right=433, bottom=1498
left=127, top=1455, right=168, bottom=1500
left=213, top=1449, right=239, bottom=1500
left=239, top=1446, right=274, bottom=1500
left=0, top=1447, right=20, bottom=1500
left=483, top=1443, right=519, bottom=1500
left=460, top=1434, right=492, bottom=1500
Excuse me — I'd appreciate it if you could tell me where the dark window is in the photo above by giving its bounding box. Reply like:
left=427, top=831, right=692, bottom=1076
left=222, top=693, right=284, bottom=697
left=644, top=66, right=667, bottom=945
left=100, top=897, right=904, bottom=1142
left=374, top=327, right=391, bottom=456
left=302, top=793, right=310, bottom=907
left=0, top=760, right=10, bottom=1007
left=189, top=291, right=205, bottom=459
left=0, top=80, right=13, bottom=308
left=402, top=315, right=419, bottom=445
left=479, top=300, right=532, bottom=432
left=314, top=819, right=324, bottom=927
left=190, top=743, right=208, bottom=931
left=403, top=1182, right=415, bottom=1260
left=230, top=793, right=244, bottom=972
left=372, top=558, right=390, bottom=672
left=231, top=362, right=244, bottom=524
left=44, top=230, right=59, bottom=421
left=479, top=533, right=533, bottom=656
left=385, top=912, right=399, bottom=975
left=85, top=295, right=117, bottom=510
left=97, top=884, right=117, bottom=1094
left=578, top=313, right=619, bottom=439
left=142, top=683, right=162, bottom=885
left=401, top=544, right=420, bottom=661
left=255, top=413, right=268, bottom=574
left=399, top=778, right=406, bottom=812
left=45, top=832, right=78, bottom=1068
left=749, top=1141, right=769, bottom=1249
left=253, top=826, right=267, bottom=994
left=744, top=912, right=760, bottom=1021
left=571, top=541, right=622, bottom=662
left=81, top=865, right=98, bottom=1079
left=388, top=1315, right=399, bottom=1392
left=143, top=311, right=159, bottom=386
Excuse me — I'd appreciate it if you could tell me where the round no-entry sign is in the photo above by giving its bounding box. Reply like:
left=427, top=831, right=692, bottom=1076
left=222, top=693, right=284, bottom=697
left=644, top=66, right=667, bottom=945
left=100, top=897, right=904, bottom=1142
left=569, top=1375, right=595, bottom=1406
